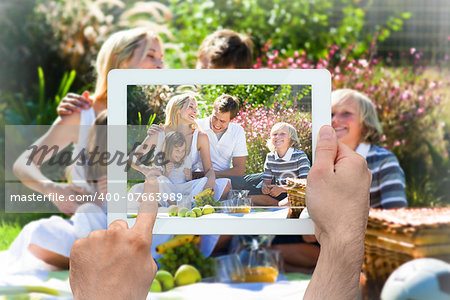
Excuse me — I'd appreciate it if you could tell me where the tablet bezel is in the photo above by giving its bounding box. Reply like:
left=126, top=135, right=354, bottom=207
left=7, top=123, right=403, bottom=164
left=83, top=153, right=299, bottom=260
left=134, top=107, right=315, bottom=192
left=107, top=69, right=330, bottom=234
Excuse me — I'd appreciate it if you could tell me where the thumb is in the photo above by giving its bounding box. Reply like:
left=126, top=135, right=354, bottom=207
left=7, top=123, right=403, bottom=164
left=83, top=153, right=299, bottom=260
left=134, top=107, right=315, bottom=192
left=82, top=91, right=93, bottom=103
left=313, top=125, right=338, bottom=174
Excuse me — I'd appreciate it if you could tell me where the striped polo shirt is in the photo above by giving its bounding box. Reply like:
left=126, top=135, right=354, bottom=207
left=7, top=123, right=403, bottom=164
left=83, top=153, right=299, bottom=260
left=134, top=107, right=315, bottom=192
left=357, top=143, right=407, bottom=209
left=262, top=148, right=311, bottom=185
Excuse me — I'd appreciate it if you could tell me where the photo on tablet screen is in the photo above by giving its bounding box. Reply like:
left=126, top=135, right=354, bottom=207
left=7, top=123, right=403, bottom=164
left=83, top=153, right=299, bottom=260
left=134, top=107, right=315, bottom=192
left=126, top=84, right=312, bottom=220
left=107, top=69, right=330, bottom=234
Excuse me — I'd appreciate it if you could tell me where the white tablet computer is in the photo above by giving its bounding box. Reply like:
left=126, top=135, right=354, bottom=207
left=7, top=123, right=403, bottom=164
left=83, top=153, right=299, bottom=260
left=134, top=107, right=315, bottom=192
left=107, top=69, right=330, bottom=234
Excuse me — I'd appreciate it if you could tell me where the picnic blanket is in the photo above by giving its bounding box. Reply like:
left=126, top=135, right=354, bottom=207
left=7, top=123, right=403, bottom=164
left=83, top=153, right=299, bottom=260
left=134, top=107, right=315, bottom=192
left=0, top=267, right=311, bottom=300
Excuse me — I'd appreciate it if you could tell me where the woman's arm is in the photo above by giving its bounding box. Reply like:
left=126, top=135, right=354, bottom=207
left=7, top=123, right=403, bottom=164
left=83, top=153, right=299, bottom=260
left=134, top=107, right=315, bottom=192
left=12, top=113, right=87, bottom=214
left=197, top=132, right=215, bottom=191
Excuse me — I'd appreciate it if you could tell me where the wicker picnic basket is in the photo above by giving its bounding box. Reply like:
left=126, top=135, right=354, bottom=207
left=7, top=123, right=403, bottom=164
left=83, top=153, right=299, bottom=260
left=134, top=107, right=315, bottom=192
left=362, top=207, right=450, bottom=299
left=286, top=178, right=307, bottom=218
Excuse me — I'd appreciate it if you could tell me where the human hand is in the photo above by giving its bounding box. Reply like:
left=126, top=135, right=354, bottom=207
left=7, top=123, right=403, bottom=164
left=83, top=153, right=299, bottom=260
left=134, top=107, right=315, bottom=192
left=44, top=182, right=89, bottom=215
left=303, top=125, right=371, bottom=300
left=146, top=124, right=164, bottom=136
left=57, top=91, right=92, bottom=116
left=144, top=167, right=162, bottom=177
left=164, top=162, right=174, bottom=176
left=184, top=168, right=192, bottom=181
left=268, top=185, right=285, bottom=197
left=70, top=178, right=158, bottom=300
left=306, top=125, right=371, bottom=246
left=261, top=182, right=271, bottom=194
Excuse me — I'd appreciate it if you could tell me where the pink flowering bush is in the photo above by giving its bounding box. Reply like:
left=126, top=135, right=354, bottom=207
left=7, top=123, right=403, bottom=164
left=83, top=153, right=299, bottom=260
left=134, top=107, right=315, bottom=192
left=234, top=103, right=312, bottom=174
left=254, top=42, right=450, bottom=206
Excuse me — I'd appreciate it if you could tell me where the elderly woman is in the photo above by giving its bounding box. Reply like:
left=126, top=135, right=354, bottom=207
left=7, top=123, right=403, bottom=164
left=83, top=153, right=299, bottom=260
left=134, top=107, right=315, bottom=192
left=272, top=89, right=408, bottom=274
left=331, top=89, right=407, bottom=208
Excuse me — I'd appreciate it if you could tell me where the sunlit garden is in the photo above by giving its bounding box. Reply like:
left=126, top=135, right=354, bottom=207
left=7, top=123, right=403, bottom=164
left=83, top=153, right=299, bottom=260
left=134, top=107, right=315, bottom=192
left=0, top=0, right=449, bottom=299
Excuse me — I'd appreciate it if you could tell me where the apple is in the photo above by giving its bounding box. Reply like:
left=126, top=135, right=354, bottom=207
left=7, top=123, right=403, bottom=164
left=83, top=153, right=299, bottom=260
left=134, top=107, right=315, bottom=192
left=174, top=264, right=202, bottom=286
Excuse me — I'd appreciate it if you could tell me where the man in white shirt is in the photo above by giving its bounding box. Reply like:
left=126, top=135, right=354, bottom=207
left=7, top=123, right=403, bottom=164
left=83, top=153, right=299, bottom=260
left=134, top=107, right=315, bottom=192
left=193, top=94, right=248, bottom=179
left=193, top=94, right=269, bottom=200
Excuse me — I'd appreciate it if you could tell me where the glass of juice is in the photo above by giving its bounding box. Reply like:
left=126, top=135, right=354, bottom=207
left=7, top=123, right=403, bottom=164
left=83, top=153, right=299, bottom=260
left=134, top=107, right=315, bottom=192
left=214, top=254, right=245, bottom=283
left=243, top=250, right=279, bottom=283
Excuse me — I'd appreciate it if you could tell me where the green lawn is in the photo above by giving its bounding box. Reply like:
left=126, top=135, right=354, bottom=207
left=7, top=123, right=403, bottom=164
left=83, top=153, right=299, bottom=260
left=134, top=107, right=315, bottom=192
left=0, top=221, right=21, bottom=251
left=0, top=212, right=66, bottom=251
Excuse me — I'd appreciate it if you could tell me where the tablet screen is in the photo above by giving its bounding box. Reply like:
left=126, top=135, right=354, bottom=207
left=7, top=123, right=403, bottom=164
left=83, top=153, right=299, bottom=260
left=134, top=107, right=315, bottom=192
left=126, top=84, right=312, bottom=220
left=107, top=69, right=330, bottom=234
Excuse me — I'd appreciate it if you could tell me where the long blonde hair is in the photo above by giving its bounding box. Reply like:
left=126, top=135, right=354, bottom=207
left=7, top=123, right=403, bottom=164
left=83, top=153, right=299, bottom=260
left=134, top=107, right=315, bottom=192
left=94, top=28, right=163, bottom=103
left=85, top=110, right=107, bottom=190
left=164, top=92, right=198, bottom=129
left=331, top=89, right=383, bottom=144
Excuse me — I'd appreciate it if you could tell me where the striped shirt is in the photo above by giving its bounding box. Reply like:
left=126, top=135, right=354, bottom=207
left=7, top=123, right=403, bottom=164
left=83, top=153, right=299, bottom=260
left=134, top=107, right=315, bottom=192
left=262, top=148, right=310, bottom=184
left=358, top=144, right=407, bottom=209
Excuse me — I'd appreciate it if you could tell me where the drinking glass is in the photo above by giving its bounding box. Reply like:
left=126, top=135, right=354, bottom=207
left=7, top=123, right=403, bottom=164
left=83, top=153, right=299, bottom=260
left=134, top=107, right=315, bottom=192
left=214, top=254, right=245, bottom=283
left=242, top=249, right=279, bottom=283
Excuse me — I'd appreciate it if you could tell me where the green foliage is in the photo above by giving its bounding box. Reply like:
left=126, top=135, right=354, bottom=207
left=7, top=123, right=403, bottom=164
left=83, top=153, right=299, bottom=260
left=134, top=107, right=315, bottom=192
left=234, top=103, right=312, bottom=174
left=167, top=0, right=410, bottom=67
left=0, top=0, right=61, bottom=94
left=198, top=85, right=275, bottom=117
left=3, top=67, right=76, bottom=125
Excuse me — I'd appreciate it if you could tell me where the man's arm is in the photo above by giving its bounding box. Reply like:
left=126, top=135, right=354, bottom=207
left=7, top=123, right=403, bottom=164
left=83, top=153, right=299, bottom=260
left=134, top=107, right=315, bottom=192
left=215, top=156, right=246, bottom=178
left=304, top=125, right=371, bottom=300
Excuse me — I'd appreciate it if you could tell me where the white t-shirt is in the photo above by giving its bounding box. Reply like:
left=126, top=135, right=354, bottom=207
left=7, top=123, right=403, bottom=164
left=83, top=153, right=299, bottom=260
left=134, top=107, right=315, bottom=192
left=194, top=117, right=248, bottom=171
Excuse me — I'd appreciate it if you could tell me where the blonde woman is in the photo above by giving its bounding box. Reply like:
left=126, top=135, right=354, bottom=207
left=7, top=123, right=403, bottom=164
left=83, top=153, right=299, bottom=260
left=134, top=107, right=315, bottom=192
left=9, top=28, right=164, bottom=270
left=8, top=112, right=108, bottom=270
left=332, top=89, right=407, bottom=208
left=13, top=27, right=164, bottom=215
left=132, top=92, right=231, bottom=202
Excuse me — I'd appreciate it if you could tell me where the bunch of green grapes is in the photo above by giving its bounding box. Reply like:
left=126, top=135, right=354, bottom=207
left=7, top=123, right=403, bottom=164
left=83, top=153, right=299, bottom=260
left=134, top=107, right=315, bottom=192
left=194, top=195, right=221, bottom=208
left=158, top=242, right=216, bottom=278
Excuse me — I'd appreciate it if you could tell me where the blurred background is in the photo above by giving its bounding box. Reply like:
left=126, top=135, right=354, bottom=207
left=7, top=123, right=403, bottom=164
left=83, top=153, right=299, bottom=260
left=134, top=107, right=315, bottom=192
left=0, top=0, right=448, bottom=252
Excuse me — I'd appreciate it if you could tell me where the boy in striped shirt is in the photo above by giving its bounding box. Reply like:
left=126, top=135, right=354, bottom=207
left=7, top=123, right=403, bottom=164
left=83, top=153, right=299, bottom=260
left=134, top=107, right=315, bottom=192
left=250, top=122, right=311, bottom=206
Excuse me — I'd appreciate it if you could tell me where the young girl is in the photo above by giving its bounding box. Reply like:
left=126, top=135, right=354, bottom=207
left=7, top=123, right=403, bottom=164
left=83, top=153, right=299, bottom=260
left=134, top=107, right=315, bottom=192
left=250, top=122, right=311, bottom=206
left=132, top=131, right=207, bottom=207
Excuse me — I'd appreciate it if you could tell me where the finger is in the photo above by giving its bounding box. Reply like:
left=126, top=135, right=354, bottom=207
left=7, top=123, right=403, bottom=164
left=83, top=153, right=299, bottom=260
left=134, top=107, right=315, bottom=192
left=108, top=219, right=129, bottom=231
left=313, top=125, right=338, bottom=174
left=57, top=108, right=73, bottom=115
left=60, top=103, right=82, bottom=112
left=132, top=179, right=158, bottom=242
left=69, top=98, right=91, bottom=109
left=81, top=91, right=92, bottom=103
